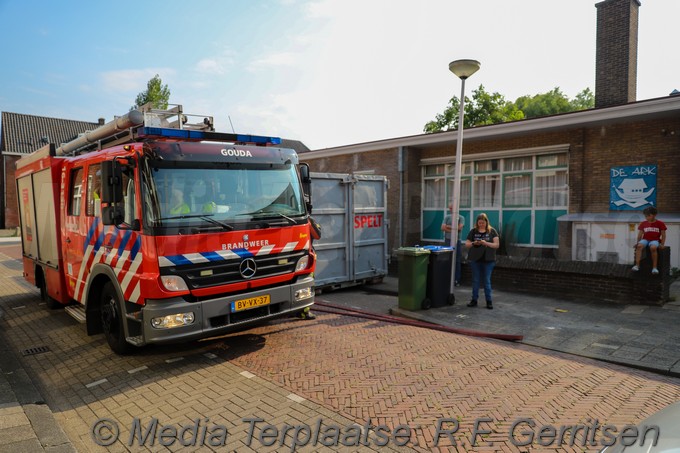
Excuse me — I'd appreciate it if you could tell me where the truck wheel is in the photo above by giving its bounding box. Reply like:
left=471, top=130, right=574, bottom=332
left=101, top=282, right=133, bottom=355
left=421, top=298, right=431, bottom=310
left=39, top=276, right=61, bottom=310
left=447, top=294, right=456, bottom=305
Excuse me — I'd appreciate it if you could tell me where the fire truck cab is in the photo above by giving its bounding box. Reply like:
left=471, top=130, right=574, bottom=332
left=16, top=104, right=316, bottom=354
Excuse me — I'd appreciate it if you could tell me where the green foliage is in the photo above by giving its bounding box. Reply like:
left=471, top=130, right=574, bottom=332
left=423, top=85, right=524, bottom=133
left=424, top=86, right=595, bottom=133
left=515, top=87, right=571, bottom=118
left=515, top=87, right=594, bottom=119
left=134, top=74, right=171, bottom=110
left=569, top=87, right=595, bottom=111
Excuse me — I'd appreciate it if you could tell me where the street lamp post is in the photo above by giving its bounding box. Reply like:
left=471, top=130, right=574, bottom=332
left=448, top=59, right=480, bottom=300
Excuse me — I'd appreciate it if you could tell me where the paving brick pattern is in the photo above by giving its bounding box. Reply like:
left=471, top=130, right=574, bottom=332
left=228, top=311, right=680, bottom=451
left=1, top=246, right=680, bottom=452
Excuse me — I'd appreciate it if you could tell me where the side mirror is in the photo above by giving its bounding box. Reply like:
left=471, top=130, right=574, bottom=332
left=101, top=161, right=123, bottom=203
left=299, top=163, right=312, bottom=212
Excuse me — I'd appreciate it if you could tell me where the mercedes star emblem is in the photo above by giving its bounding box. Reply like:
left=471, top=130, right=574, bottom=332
left=239, top=258, right=257, bottom=279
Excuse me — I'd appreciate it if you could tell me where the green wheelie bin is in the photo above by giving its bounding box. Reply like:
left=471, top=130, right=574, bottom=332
left=396, top=247, right=431, bottom=310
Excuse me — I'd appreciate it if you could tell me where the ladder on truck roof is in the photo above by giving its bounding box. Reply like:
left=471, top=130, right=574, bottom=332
left=138, top=103, right=214, bottom=132
left=55, top=103, right=280, bottom=156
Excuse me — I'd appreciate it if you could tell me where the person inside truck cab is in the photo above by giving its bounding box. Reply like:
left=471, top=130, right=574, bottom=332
left=169, top=188, right=190, bottom=215
left=201, top=176, right=225, bottom=214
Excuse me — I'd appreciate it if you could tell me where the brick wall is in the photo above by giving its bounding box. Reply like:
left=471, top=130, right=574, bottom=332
left=457, top=247, right=671, bottom=306
left=3, top=155, right=20, bottom=228
left=580, top=119, right=680, bottom=213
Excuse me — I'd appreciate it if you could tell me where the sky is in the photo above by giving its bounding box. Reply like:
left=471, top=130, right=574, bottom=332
left=1, top=0, right=679, bottom=151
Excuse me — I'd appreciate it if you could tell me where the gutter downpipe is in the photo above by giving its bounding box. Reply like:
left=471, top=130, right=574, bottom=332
left=398, top=146, right=405, bottom=248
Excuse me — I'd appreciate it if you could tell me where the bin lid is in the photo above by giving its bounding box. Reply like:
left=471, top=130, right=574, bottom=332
left=421, top=245, right=453, bottom=253
left=396, top=247, right=431, bottom=256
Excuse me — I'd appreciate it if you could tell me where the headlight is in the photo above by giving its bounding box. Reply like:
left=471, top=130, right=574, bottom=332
left=161, top=275, right=189, bottom=292
left=295, top=287, right=313, bottom=301
left=151, top=312, right=195, bottom=329
left=295, top=256, right=310, bottom=271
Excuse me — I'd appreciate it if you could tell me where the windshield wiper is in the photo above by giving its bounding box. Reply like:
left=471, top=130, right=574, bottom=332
left=157, top=213, right=234, bottom=230
left=249, top=211, right=297, bottom=225
left=158, top=213, right=213, bottom=221
left=200, top=216, right=234, bottom=231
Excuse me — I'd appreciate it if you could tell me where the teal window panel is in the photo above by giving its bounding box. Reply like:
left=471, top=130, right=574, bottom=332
left=459, top=211, right=471, bottom=234
left=423, top=210, right=444, bottom=240
left=534, top=209, right=567, bottom=245
left=501, top=210, right=532, bottom=244
left=471, top=210, right=500, bottom=234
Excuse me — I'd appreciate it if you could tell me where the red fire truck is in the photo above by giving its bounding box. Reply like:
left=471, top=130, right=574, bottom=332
left=16, top=104, right=316, bottom=354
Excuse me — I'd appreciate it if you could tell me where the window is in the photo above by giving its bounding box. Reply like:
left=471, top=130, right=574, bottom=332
left=425, top=165, right=445, bottom=176
left=537, top=153, right=568, bottom=169
left=473, top=175, right=501, bottom=207
left=421, top=151, right=569, bottom=246
left=446, top=162, right=473, bottom=175
left=123, top=174, right=136, bottom=225
left=447, top=178, right=471, bottom=208
left=69, top=168, right=84, bottom=216
left=535, top=170, right=568, bottom=207
left=424, top=178, right=445, bottom=208
left=504, top=157, right=532, bottom=172
left=504, top=174, right=532, bottom=207
left=86, top=164, right=101, bottom=217
left=475, top=159, right=499, bottom=173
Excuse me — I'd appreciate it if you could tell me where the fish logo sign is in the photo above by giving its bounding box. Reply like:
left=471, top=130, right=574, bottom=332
left=610, top=165, right=657, bottom=210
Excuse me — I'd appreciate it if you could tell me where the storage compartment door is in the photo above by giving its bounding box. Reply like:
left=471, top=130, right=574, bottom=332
left=351, top=175, right=388, bottom=280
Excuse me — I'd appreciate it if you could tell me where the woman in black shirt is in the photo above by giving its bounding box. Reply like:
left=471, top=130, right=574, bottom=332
left=464, top=213, right=500, bottom=309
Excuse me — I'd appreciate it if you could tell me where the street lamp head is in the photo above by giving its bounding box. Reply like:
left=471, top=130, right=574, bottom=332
left=449, top=59, right=481, bottom=80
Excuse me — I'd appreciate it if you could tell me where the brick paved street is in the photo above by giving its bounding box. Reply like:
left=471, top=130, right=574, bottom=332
left=1, top=244, right=680, bottom=452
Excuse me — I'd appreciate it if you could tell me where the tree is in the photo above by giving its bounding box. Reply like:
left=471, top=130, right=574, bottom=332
left=569, top=87, right=595, bottom=111
left=424, top=85, right=595, bottom=133
left=515, top=87, right=572, bottom=119
left=134, top=74, right=171, bottom=110
left=424, top=85, right=524, bottom=133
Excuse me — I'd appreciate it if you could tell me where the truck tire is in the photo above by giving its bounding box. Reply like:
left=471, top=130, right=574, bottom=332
left=39, top=275, right=61, bottom=310
left=101, top=282, right=133, bottom=355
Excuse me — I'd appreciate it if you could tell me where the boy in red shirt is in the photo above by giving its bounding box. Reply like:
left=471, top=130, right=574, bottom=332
left=632, top=206, right=666, bottom=274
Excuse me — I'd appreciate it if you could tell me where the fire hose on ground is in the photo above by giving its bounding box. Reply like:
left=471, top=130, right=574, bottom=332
left=312, top=300, right=523, bottom=342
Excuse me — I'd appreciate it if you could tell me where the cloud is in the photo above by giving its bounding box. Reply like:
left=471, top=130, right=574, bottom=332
left=100, top=68, right=175, bottom=93
left=195, top=58, right=226, bottom=75
left=247, top=52, right=298, bottom=71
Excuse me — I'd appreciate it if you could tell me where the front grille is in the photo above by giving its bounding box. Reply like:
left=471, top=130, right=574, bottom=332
left=161, top=250, right=305, bottom=289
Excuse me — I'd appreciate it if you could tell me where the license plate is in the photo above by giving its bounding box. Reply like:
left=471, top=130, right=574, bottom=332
left=231, top=295, right=270, bottom=312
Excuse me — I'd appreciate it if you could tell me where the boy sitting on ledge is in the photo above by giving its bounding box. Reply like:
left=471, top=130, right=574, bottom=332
left=632, top=206, right=666, bottom=275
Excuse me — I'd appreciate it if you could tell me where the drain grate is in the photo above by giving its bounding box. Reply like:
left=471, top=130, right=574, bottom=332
left=22, top=345, right=50, bottom=356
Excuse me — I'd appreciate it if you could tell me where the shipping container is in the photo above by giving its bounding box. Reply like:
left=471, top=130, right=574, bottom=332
left=311, top=173, right=389, bottom=290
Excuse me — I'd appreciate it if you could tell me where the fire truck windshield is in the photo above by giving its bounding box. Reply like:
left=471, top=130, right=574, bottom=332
left=144, top=164, right=305, bottom=228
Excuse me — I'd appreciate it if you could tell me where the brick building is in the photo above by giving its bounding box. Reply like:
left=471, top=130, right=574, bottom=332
left=300, top=0, right=679, bottom=302
left=0, top=113, right=103, bottom=229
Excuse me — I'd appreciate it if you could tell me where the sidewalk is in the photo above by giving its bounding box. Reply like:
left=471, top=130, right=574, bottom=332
left=0, top=249, right=75, bottom=452
left=0, top=345, right=75, bottom=452
left=361, top=275, right=680, bottom=377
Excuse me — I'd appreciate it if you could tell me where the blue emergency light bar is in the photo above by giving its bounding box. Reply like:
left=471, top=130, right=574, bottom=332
left=136, top=127, right=282, bottom=145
